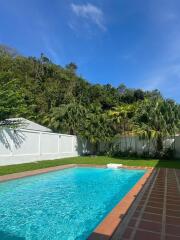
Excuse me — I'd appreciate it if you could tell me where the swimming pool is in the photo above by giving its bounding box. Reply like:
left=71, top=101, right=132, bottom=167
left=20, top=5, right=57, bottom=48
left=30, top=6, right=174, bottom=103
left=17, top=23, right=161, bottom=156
left=0, top=167, right=145, bottom=240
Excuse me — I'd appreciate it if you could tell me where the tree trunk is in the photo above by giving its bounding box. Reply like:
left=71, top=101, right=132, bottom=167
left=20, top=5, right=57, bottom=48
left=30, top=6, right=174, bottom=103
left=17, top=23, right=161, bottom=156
left=93, top=142, right=99, bottom=155
left=156, top=135, right=163, bottom=152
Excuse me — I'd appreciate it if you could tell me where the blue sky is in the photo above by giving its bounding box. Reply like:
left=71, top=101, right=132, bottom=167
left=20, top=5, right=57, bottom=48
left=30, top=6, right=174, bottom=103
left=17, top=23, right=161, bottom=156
left=0, top=0, right=180, bottom=102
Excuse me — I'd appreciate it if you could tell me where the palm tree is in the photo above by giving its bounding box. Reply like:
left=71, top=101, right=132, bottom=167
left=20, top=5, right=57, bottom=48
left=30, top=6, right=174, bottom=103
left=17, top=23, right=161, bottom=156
left=81, top=104, right=114, bottom=154
left=109, top=103, right=137, bottom=151
left=134, top=98, right=180, bottom=156
left=42, top=103, right=87, bottom=134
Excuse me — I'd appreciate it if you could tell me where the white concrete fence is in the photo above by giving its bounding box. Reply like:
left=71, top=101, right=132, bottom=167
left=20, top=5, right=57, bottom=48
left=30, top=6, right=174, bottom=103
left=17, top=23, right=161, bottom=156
left=175, top=136, right=180, bottom=158
left=0, top=128, right=89, bottom=166
left=0, top=127, right=179, bottom=166
left=100, top=136, right=180, bottom=158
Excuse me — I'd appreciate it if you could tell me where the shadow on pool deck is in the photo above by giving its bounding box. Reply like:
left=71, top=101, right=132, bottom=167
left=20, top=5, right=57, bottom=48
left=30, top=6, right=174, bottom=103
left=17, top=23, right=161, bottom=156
left=0, top=231, right=25, bottom=240
left=88, top=232, right=110, bottom=240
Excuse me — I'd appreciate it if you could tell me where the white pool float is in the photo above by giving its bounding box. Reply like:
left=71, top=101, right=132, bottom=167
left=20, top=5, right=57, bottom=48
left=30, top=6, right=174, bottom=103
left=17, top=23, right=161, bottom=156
left=107, top=163, right=123, bottom=169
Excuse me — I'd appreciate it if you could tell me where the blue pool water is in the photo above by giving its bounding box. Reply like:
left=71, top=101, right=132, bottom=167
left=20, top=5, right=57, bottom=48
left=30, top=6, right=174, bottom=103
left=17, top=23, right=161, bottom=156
left=0, top=167, right=145, bottom=240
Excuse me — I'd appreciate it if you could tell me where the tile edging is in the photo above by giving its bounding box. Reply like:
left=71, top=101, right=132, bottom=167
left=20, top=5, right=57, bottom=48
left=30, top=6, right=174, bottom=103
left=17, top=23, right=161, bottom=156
left=88, top=168, right=154, bottom=240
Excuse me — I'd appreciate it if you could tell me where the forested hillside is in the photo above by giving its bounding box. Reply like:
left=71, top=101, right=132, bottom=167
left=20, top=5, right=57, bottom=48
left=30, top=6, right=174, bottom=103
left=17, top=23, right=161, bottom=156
left=0, top=45, right=180, bottom=157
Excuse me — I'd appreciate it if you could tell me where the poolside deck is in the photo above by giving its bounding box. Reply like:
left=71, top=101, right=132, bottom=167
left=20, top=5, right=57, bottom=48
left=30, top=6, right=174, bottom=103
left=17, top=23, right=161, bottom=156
left=112, top=168, right=180, bottom=240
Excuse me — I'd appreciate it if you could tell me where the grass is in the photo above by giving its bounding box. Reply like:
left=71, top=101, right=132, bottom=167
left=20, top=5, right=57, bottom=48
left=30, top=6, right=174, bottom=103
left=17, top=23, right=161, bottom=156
left=0, top=156, right=180, bottom=176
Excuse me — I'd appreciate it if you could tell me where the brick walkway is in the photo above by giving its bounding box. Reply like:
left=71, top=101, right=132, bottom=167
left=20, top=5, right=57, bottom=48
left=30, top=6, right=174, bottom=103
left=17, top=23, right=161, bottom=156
left=112, top=169, right=180, bottom=240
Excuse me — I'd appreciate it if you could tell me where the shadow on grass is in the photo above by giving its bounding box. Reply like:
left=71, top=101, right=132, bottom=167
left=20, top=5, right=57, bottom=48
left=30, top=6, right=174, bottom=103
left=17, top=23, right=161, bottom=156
left=111, top=155, right=156, bottom=161
left=111, top=156, right=180, bottom=169
left=153, top=159, right=180, bottom=169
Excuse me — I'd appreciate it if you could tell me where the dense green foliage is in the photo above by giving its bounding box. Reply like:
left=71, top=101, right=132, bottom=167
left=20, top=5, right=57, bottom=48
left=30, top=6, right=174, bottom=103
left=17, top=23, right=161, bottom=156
left=0, top=45, right=180, bottom=152
left=134, top=99, right=180, bottom=151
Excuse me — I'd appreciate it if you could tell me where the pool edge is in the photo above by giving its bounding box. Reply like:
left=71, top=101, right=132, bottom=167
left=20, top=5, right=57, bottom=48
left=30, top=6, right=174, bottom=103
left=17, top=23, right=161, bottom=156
left=88, top=167, right=154, bottom=240
left=0, top=164, right=151, bottom=182
left=0, top=164, right=77, bottom=182
left=0, top=163, right=154, bottom=240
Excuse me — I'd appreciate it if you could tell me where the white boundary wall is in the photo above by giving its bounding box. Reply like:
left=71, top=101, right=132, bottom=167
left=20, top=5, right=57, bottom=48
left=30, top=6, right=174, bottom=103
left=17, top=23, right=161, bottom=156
left=175, top=136, right=180, bottom=158
left=0, top=128, right=88, bottom=166
left=100, top=136, right=180, bottom=158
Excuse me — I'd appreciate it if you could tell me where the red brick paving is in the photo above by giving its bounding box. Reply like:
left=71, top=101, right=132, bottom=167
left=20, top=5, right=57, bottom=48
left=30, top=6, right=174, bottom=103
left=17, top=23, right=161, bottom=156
left=114, top=169, right=180, bottom=240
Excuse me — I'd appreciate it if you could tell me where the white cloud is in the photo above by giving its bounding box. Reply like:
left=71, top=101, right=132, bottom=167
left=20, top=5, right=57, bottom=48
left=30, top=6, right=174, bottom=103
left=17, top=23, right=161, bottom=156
left=142, top=64, right=180, bottom=101
left=41, top=34, right=62, bottom=64
left=70, top=3, right=106, bottom=31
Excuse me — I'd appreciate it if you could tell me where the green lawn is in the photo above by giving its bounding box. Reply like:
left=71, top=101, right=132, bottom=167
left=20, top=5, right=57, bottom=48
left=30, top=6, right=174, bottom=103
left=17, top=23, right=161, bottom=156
left=0, top=156, right=180, bottom=176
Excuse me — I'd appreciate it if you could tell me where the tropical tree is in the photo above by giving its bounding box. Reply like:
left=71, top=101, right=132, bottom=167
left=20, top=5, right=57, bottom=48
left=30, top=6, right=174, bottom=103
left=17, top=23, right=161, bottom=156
left=42, top=103, right=87, bottom=134
left=80, top=104, right=114, bottom=153
left=134, top=98, right=180, bottom=155
left=109, top=103, right=137, bottom=135
left=110, top=104, right=137, bottom=147
left=0, top=73, right=26, bottom=127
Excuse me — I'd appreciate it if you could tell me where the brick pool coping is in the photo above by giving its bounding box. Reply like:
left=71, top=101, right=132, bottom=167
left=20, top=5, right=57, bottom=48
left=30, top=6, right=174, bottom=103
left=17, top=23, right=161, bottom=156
left=0, top=163, right=154, bottom=239
left=88, top=167, right=154, bottom=240
left=0, top=164, right=78, bottom=182
left=0, top=164, right=152, bottom=182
